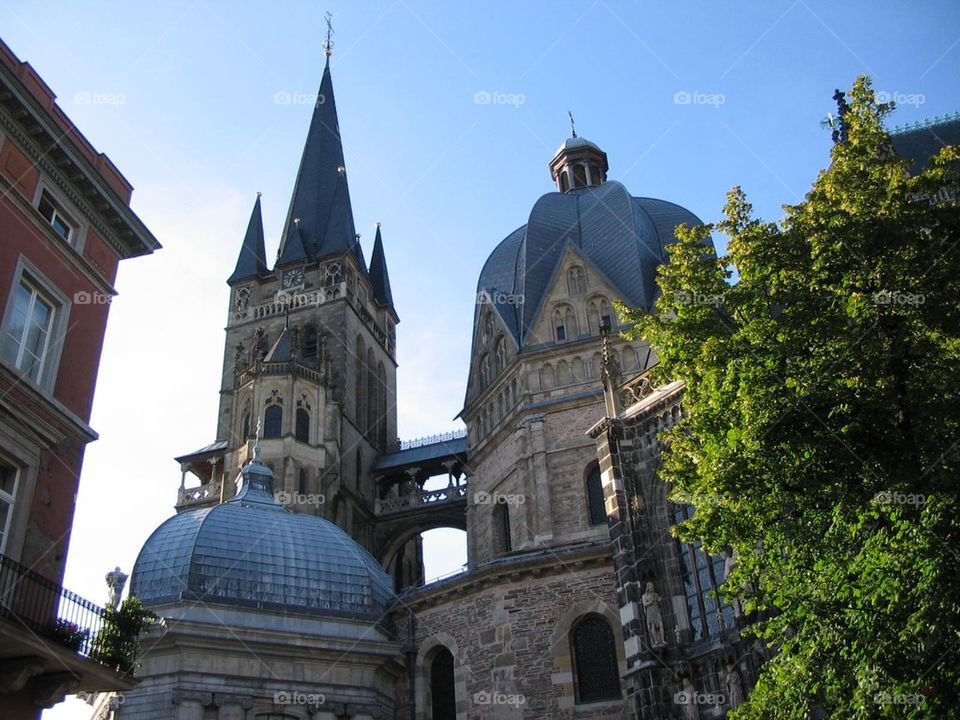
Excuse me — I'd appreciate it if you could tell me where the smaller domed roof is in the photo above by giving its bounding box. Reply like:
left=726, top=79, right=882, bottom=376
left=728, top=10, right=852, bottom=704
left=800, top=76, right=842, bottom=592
left=131, top=457, right=393, bottom=620
left=554, top=135, right=601, bottom=156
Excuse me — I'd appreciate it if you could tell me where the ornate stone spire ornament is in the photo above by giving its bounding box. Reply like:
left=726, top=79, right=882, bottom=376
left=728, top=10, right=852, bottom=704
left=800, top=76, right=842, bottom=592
left=599, top=323, right=622, bottom=418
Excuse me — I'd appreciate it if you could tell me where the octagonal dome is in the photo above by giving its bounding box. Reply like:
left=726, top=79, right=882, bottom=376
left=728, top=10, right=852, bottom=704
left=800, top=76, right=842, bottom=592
left=130, top=457, right=393, bottom=621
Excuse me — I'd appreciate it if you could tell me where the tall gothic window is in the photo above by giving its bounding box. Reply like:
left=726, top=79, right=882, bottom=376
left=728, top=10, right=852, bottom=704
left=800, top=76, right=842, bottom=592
left=586, top=464, right=606, bottom=526
left=303, top=325, right=318, bottom=358
left=567, top=266, right=586, bottom=295
left=366, top=348, right=377, bottom=437
left=571, top=616, right=621, bottom=703
left=674, top=503, right=736, bottom=640
left=355, top=337, right=366, bottom=429
left=494, top=502, right=511, bottom=554
left=377, top=363, right=387, bottom=448
left=263, top=404, right=282, bottom=439
left=429, top=646, right=456, bottom=720
left=295, top=408, right=310, bottom=443
left=298, top=467, right=307, bottom=495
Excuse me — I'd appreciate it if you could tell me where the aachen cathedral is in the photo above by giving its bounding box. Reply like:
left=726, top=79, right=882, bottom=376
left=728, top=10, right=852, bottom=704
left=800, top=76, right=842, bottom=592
left=89, top=32, right=960, bottom=720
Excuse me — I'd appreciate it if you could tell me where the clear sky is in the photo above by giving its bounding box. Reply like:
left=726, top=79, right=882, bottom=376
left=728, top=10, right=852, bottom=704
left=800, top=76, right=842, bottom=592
left=0, top=2, right=956, bottom=717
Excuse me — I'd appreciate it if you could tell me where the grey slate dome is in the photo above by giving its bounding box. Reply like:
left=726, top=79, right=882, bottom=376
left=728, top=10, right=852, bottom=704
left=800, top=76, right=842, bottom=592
left=131, top=457, right=393, bottom=621
left=475, top=179, right=706, bottom=349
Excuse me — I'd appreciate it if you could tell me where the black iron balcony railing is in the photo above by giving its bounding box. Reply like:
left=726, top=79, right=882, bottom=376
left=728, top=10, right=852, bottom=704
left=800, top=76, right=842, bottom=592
left=0, top=552, right=136, bottom=673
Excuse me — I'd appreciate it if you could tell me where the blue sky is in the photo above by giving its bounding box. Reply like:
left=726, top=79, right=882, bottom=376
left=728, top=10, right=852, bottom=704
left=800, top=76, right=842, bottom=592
left=0, top=2, right=956, bottom=716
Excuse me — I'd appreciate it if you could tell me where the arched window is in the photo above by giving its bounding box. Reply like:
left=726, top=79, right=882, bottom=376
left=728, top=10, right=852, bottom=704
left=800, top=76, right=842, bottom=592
left=560, top=171, right=570, bottom=192
left=479, top=354, right=491, bottom=389
left=483, top=313, right=494, bottom=345
left=590, top=165, right=601, bottom=186
left=241, top=410, right=250, bottom=440
left=567, top=266, right=586, bottom=295
left=541, top=363, right=555, bottom=390
left=429, top=646, right=457, bottom=720
left=263, top=405, right=282, bottom=438
left=586, top=464, right=606, bottom=526
left=573, top=164, right=587, bottom=188
left=588, top=301, right=601, bottom=335
left=571, top=616, right=621, bottom=703
left=298, top=467, right=307, bottom=495
left=600, top=299, right=614, bottom=330
left=553, top=310, right=567, bottom=342
left=572, top=356, right=586, bottom=382
left=295, top=408, right=310, bottom=443
left=557, top=360, right=571, bottom=386
left=494, top=336, right=506, bottom=373
left=355, top=337, right=366, bottom=429
left=623, top=345, right=638, bottom=372
left=566, top=306, right=578, bottom=338
left=494, top=502, right=512, bottom=554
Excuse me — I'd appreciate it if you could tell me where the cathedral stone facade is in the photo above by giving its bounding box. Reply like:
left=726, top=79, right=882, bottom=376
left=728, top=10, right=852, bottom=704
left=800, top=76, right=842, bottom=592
left=104, top=50, right=773, bottom=720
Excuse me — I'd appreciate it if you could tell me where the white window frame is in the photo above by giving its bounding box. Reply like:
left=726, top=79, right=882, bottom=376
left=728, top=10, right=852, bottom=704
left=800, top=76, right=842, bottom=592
left=33, top=182, right=86, bottom=251
left=0, top=455, right=20, bottom=555
left=0, top=257, right=71, bottom=393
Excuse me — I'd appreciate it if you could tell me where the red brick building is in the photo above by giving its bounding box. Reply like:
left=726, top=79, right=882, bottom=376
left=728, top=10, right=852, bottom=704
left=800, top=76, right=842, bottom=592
left=0, top=37, right=159, bottom=717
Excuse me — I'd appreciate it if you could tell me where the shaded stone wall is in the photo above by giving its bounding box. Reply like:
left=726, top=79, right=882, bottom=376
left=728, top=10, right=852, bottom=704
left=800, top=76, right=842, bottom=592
left=394, top=556, right=630, bottom=720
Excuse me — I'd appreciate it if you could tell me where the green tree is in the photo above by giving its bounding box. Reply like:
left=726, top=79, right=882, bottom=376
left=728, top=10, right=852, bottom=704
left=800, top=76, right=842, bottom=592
left=622, top=77, right=960, bottom=719
left=92, top=596, right=156, bottom=674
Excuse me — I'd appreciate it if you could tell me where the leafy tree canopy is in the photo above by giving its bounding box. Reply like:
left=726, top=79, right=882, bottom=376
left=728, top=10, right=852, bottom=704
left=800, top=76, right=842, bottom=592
left=622, top=76, right=960, bottom=719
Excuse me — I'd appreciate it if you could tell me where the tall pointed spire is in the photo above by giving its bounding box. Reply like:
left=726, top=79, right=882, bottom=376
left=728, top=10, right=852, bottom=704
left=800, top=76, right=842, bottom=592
left=276, top=53, right=358, bottom=266
left=228, top=193, right=268, bottom=284
left=369, top=223, right=397, bottom=318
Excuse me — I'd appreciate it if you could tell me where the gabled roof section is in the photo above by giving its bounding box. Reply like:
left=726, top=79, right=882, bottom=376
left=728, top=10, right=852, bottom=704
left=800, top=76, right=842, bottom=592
left=228, top=194, right=269, bottom=284
left=369, top=224, right=397, bottom=317
left=276, top=59, right=358, bottom=267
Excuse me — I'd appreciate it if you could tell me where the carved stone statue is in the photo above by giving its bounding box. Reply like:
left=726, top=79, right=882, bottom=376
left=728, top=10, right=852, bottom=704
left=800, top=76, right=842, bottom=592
left=725, top=663, right=745, bottom=709
left=641, top=581, right=666, bottom=647
left=105, top=566, right=127, bottom=610
left=679, top=677, right=700, bottom=720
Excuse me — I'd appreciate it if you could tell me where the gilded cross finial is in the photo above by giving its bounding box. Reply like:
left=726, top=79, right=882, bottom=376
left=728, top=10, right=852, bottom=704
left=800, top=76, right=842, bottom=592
left=568, top=110, right=577, bottom=138
left=324, top=12, right=335, bottom=57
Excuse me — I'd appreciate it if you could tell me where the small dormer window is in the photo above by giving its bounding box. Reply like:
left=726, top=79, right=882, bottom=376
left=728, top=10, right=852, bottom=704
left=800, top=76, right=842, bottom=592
left=38, top=191, right=75, bottom=242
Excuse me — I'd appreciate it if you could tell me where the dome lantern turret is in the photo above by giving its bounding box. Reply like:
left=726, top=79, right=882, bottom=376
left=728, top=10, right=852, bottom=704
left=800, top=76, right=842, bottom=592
left=549, top=124, right=609, bottom=192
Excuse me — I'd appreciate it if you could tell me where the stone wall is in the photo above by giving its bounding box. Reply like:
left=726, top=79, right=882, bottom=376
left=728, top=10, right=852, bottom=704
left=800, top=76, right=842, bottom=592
left=393, top=550, right=631, bottom=720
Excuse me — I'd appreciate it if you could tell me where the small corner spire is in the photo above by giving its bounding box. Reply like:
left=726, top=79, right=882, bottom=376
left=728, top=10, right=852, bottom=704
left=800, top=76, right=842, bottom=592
left=568, top=110, right=577, bottom=138
left=253, top=417, right=262, bottom=460
left=323, top=11, right=334, bottom=58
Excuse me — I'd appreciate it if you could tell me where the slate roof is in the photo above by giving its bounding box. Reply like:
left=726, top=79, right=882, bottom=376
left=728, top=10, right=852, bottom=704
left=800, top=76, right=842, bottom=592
left=474, top=180, right=705, bottom=350
left=369, top=224, right=397, bottom=317
left=131, top=457, right=393, bottom=619
left=276, top=58, right=358, bottom=265
left=227, top=194, right=268, bottom=284
left=263, top=326, right=293, bottom=362
left=891, top=113, right=960, bottom=175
